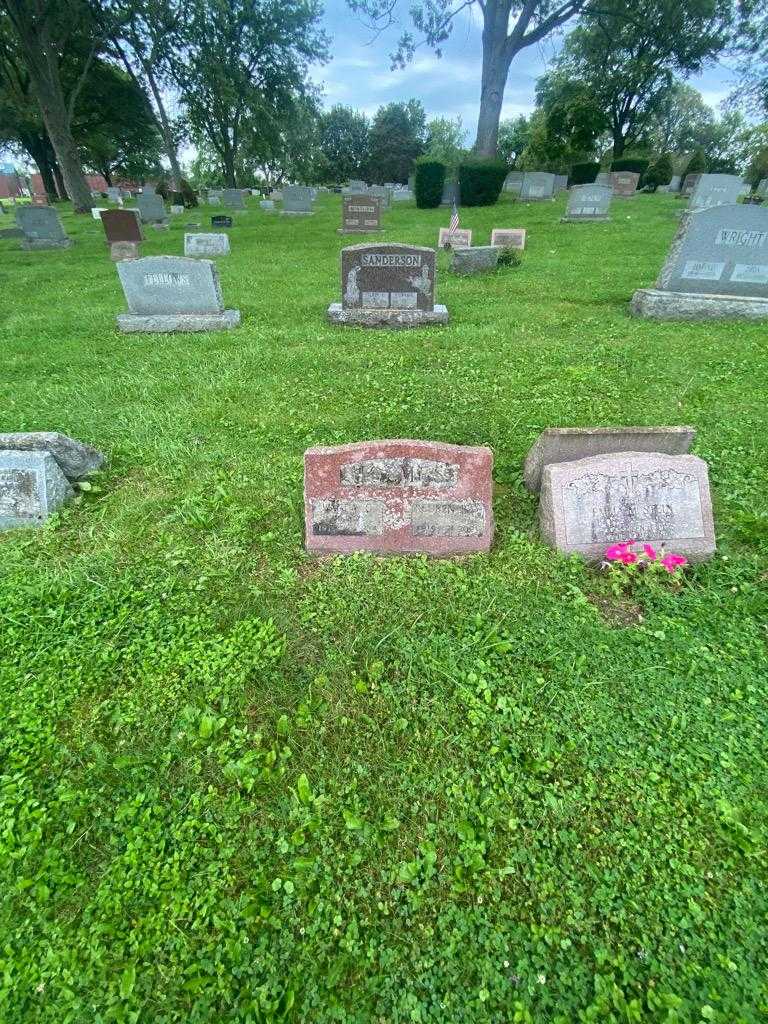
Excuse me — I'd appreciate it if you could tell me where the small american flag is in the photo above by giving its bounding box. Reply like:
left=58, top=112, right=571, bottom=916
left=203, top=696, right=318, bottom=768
left=448, top=198, right=459, bottom=235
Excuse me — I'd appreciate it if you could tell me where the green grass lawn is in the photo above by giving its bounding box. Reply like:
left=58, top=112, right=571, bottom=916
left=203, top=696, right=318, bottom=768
left=1, top=192, right=767, bottom=1023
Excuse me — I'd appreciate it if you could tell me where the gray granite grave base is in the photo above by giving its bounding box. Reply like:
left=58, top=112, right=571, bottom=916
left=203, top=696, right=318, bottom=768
left=337, top=228, right=384, bottom=234
left=327, top=303, right=449, bottom=328
left=451, top=246, right=500, bottom=275
left=21, top=238, right=72, bottom=250
left=0, top=451, right=74, bottom=530
left=560, top=215, right=611, bottom=223
left=117, top=310, right=241, bottom=333
left=281, top=211, right=314, bottom=217
left=631, top=288, right=768, bottom=321
left=0, top=228, right=24, bottom=239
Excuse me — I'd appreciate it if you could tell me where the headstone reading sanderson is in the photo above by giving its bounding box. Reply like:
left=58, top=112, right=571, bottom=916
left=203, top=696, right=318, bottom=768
left=116, top=255, right=240, bottom=332
left=304, top=439, right=493, bottom=556
left=16, top=207, right=71, bottom=250
left=223, top=188, right=246, bottom=210
left=282, top=185, right=314, bottom=216
left=136, top=192, right=168, bottom=225
left=438, top=227, right=472, bottom=249
left=561, top=184, right=612, bottom=222
left=689, top=174, right=747, bottom=211
left=520, top=172, right=555, bottom=201
left=538, top=451, right=715, bottom=563
left=184, top=233, right=231, bottom=256
left=611, top=171, right=639, bottom=197
left=490, top=228, right=526, bottom=250
left=631, top=204, right=768, bottom=320
left=523, top=425, right=696, bottom=492
left=339, top=194, right=383, bottom=234
left=0, top=452, right=73, bottom=530
left=327, top=242, right=449, bottom=327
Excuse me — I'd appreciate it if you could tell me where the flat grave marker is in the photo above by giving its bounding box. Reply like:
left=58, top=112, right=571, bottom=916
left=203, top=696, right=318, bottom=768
left=184, top=233, right=231, bottom=257
left=490, top=228, right=526, bottom=249
left=304, top=439, right=493, bottom=556
left=211, top=215, right=233, bottom=228
left=438, top=227, right=472, bottom=249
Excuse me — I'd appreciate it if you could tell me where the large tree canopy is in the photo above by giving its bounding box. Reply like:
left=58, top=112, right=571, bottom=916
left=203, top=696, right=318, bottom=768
left=367, top=99, right=425, bottom=183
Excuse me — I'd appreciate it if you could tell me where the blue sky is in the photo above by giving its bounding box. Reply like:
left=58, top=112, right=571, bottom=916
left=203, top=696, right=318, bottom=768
left=313, top=0, right=739, bottom=142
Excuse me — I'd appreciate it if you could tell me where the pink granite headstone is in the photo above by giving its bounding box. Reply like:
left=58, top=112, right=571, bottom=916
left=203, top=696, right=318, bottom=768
left=490, top=228, right=526, bottom=250
left=611, top=172, right=639, bottom=197
left=304, top=439, right=494, bottom=556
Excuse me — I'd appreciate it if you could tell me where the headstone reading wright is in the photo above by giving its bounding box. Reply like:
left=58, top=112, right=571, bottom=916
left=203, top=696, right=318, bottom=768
left=339, top=194, right=383, bottom=234
left=538, top=451, right=715, bottom=563
left=16, top=207, right=71, bottom=250
left=327, top=242, right=449, bottom=327
left=184, top=233, right=231, bottom=257
left=116, top=255, right=240, bottom=332
left=304, top=439, right=493, bottom=556
left=561, top=184, right=612, bottom=222
left=631, top=204, right=768, bottom=320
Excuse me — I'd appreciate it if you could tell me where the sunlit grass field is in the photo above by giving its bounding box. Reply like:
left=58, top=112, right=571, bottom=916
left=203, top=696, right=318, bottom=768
left=1, top=191, right=766, bottom=1023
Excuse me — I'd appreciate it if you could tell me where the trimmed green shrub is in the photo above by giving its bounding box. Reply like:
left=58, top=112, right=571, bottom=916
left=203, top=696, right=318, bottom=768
left=414, top=158, right=446, bottom=209
left=643, top=154, right=674, bottom=192
left=570, top=161, right=600, bottom=185
left=683, top=149, right=708, bottom=178
left=457, top=157, right=508, bottom=206
left=610, top=158, right=650, bottom=179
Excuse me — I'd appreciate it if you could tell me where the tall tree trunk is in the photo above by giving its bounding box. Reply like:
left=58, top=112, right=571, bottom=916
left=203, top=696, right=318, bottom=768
left=612, top=130, right=626, bottom=158
left=142, top=60, right=183, bottom=191
left=52, top=161, right=69, bottom=201
left=473, top=3, right=512, bottom=156
left=23, top=135, right=57, bottom=198
left=3, top=0, right=94, bottom=212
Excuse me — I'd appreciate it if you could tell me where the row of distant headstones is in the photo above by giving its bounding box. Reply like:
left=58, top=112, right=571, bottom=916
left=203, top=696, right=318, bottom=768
left=0, top=430, right=715, bottom=570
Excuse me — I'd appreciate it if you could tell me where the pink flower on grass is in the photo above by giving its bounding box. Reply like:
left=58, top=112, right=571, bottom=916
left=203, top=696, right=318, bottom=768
left=661, top=553, right=687, bottom=573
left=605, top=540, right=638, bottom=564
left=643, top=544, right=658, bottom=561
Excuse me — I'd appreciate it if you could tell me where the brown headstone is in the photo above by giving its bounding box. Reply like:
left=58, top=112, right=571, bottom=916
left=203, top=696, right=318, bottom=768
left=341, top=242, right=435, bottom=312
left=101, top=208, right=143, bottom=243
left=304, top=439, right=494, bottom=556
left=611, top=172, right=639, bottom=197
left=339, top=195, right=382, bottom=233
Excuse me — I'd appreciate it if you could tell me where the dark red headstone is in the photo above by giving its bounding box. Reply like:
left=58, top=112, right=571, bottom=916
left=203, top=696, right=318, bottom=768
left=304, top=439, right=493, bottom=556
left=100, top=208, right=143, bottom=243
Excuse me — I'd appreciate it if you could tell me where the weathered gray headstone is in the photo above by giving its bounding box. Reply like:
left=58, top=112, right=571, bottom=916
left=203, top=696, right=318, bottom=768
left=632, top=204, right=768, bottom=320
left=611, top=171, right=639, bottom=197
left=689, top=174, right=748, bottom=211
left=440, top=179, right=459, bottom=206
left=667, top=175, right=682, bottom=193
left=223, top=188, right=246, bottom=210
left=184, top=233, right=231, bottom=256
left=523, top=425, right=696, bottom=492
left=539, top=451, right=715, bottom=563
left=16, top=207, right=71, bottom=250
left=503, top=171, right=524, bottom=194
left=368, top=185, right=391, bottom=210
left=407, top=175, right=415, bottom=192
left=451, top=245, right=500, bottom=275
left=595, top=172, right=611, bottom=186
left=136, top=192, right=168, bottom=224
left=282, top=185, right=314, bottom=215
left=0, top=451, right=74, bottom=530
left=0, top=432, right=104, bottom=481
left=520, top=172, right=555, bottom=201
left=327, top=242, right=449, bottom=328
left=208, top=195, right=222, bottom=206
left=116, top=255, right=240, bottom=332
left=554, top=174, right=569, bottom=193
left=681, top=173, right=701, bottom=197
left=339, top=195, right=383, bottom=234
left=106, top=187, right=122, bottom=204
left=561, top=183, right=612, bottom=222
left=259, top=199, right=275, bottom=211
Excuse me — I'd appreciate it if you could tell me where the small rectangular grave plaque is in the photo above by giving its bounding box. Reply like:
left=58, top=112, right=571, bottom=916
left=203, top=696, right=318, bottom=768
left=211, top=215, right=233, bottom=228
left=184, top=233, right=231, bottom=256
left=438, top=227, right=472, bottom=249
left=539, top=451, right=715, bottom=562
left=305, top=440, right=493, bottom=555
left=490, top=228, right=526, bottom=249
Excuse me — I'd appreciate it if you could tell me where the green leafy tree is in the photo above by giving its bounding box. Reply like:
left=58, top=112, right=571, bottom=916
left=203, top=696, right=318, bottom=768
left=534, top=72, right=609, bottom=160
left=424, top=115, right=466, bottom=165
left=550, top=0, right=731, bottom=158
left=316, top=105, right=370, bottom=183
left=497, top=115, right=531, bottom=167
left=729, top=0, right=767, bottom=118
left=169, top=0, right=328, bottom=187
left=367, top=99, right=425, bottom=183
left=0, top=0, right=99, bottom=211
left=345, top=0, right=598, bottom=156
left=645, top=81, right=715, bottom=154
left=643, top=152, right=674, bottom=190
